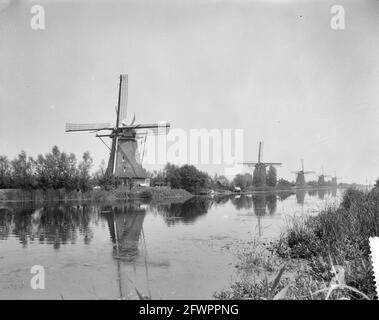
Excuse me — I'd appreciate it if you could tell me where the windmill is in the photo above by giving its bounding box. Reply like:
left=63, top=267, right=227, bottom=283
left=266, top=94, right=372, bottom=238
left=317, top=166, right=331, bottom=186
left=240, top=142, right=282, bottom=188
left=65, top=74, right=170, bottom=188
left=331, top=171, right=342, bottom=187
left=291, top=159, right=315, bottom=188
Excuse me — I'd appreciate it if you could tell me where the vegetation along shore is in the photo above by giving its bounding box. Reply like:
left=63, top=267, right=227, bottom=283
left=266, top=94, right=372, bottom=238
left=215, top=183, right=379, bottom=300
left=0, top=147, right=355, bottom=203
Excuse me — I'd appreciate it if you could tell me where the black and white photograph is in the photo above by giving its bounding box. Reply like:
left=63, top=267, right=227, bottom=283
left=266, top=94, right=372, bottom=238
left=0, top=0, right=378, bottom=305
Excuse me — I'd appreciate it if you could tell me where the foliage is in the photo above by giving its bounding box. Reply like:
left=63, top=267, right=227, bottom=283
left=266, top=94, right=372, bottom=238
left=274, top=187, right=379, bottom=299
left=276, top=178, right=294, bottom=189
left=149, top=163, right=211, bottom=194
left=266, top=165, right=277, bottom=187
left=233, top=173, right=253, bottom=191
left=252, top=165, right=266, bottom=187
left=0, top=146, right=94, bottom=191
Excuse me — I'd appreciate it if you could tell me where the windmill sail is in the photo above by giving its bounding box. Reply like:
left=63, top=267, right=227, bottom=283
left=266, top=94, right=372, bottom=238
left=117, top=74, right=128, bottom=126
left=65, top=123, right=111, bottom=132
left=106, top=135, right=118, bottom=176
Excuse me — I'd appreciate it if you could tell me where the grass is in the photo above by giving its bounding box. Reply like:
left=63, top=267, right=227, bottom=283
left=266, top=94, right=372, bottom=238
left=90, top=186, right=193, bottom=202
left=215, top=187, right=378, bottom=300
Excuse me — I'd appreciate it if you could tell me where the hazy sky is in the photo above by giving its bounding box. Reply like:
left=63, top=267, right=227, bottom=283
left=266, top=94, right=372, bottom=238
left=1, top=0, right=379, bottom=183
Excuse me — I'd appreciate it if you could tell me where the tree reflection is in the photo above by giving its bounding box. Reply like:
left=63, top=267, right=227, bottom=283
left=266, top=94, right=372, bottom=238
left=152, top=197, right=211, bottom=226
left=230, top=195, right=253, bottom=210
left=0, top=202, right=94, bottom=248
left=229, top=194, right=277, bottom=216
left=277, top=191, right=293, bottom=201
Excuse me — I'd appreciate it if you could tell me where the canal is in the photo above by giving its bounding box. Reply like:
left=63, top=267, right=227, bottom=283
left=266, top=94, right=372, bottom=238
left=0, top=188, right=341, bottom=299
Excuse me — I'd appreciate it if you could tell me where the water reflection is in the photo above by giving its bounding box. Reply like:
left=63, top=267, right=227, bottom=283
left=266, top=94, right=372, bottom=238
left=0, top=188, right=341, bottom=299
left=0, top=188, right=339, bottom=248
left=0, top=202, right=94, bottom=248
left=295, top=190, right=306, bottom=205
left=152, top=197, right=212, bottom=226
left=230, top=194, right=277, bottom=216
left=101, top=203, right=146, bottom=262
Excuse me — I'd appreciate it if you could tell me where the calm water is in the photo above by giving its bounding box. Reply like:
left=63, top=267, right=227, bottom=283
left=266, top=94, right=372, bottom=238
left=0, top=188, right=341, bottom=300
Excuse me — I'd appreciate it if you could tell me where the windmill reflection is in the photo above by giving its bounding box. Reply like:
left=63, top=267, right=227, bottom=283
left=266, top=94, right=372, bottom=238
left=231, top=194, right=277, bottom=236
left=101, top=202, right=149, bottom=300
left=295, top=190, right=306, bottom=206
left=102, top=203, right=146, bottom=262
left=318, top=188, right=326, bottom=200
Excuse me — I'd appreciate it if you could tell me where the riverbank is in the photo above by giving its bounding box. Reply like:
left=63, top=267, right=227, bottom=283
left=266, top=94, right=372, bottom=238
left=215, top=187, right=378, bottom=300
left=0, top=186, right=193, bottom=203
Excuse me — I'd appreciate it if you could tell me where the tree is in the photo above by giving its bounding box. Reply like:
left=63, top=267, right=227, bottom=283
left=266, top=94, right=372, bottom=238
left=0, top=156, right=11, bottom=188
left=178, top=164, right=209, bottom=194
left=78, top=151, right=93, bottom=192
left=93, top=160, right=114, bottom=190
left=252, top=165, right=266, bottom=187
left=375, top=178, right=379, bottom=188
left=233, top=173, right=253, bottom=190
left=165, top=163, right=182, bottom=189
left=266, top=165, right=277, bottom=187
left=10, top=151, right=35, bottom=189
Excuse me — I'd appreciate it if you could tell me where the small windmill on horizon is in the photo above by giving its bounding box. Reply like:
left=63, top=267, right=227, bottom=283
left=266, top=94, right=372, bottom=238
left=240, top=142, right=282, bottom=188
left=65, top=74, right=170, bottom=188
left=332, top=171, right=342, bottom=187
left=317, top=166, right=331, bottom=186
left=291, top=159, right=315, bottom=188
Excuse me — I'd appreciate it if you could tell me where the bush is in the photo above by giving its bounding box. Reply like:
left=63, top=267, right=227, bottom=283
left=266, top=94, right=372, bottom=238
left=340, top=188, right=365, bottom=210
left=276, top=187, right=379, bottom=299
left=139, top=189, right=153, bottom=199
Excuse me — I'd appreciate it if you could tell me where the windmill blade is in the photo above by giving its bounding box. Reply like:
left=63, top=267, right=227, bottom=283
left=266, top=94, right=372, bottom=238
left=303, top=171, right=316, bottom=174
left=65, top=123, right=112, bottom=132
left=239, top=162, right=258, bottom=167
left=126, top=123, right=171, bottom=135
left=261, top=162, right=282, bottom=166
left=106, top=136, right=117, bottom=176
left=291, top=171, right=301, bottom=174
left=117, top=74, right=128, bottom=127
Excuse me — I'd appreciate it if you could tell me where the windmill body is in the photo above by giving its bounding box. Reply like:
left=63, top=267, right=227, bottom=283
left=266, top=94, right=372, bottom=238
left=240, top=142, right=282, bottom=188
left=331, top=171, right=342, bottom=187
left=291, top=160, right=315, bottom=188
left=66, top=74, right=170, bottom=188
left=317, top=166, right=331, bottom=187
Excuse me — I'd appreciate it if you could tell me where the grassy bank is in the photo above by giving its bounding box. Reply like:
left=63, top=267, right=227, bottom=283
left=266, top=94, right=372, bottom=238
left=215, top=187, right=378, bottom=300
left=91, top=186, right=193, bottom=202
left=0, top=186, right=193, bottom=203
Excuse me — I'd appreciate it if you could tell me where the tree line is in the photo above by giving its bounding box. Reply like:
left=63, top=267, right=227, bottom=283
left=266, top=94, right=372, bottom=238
left=0, top=146, right=94, bottom=191
left=0, top=147, right=292, bottom=193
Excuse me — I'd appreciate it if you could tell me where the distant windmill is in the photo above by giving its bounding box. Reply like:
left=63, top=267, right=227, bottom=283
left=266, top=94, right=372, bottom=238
left=291, top=159, right=315, bottom=188
left=66, top=74, right=170, bottom=187
left=240, top=142, right=282, bottom=188
left=317, top=166, right=331, bottom=186
left=331, top=171, right=342, bottom=187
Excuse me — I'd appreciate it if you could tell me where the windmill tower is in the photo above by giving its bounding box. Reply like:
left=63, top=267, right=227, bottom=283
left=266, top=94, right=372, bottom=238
left=317, top=166, right=331, bottom=187
left=291, top=159, right=315, bottom=188
left=240, top=142, right=282, bottom=188
left=66, top=74, right=170, bottom=188
left=331, top=171, right=341, bottom=187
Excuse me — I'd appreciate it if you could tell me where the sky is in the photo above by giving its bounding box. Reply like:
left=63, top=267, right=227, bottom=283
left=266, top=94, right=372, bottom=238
left=0, top=0, right=379, bottom=184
